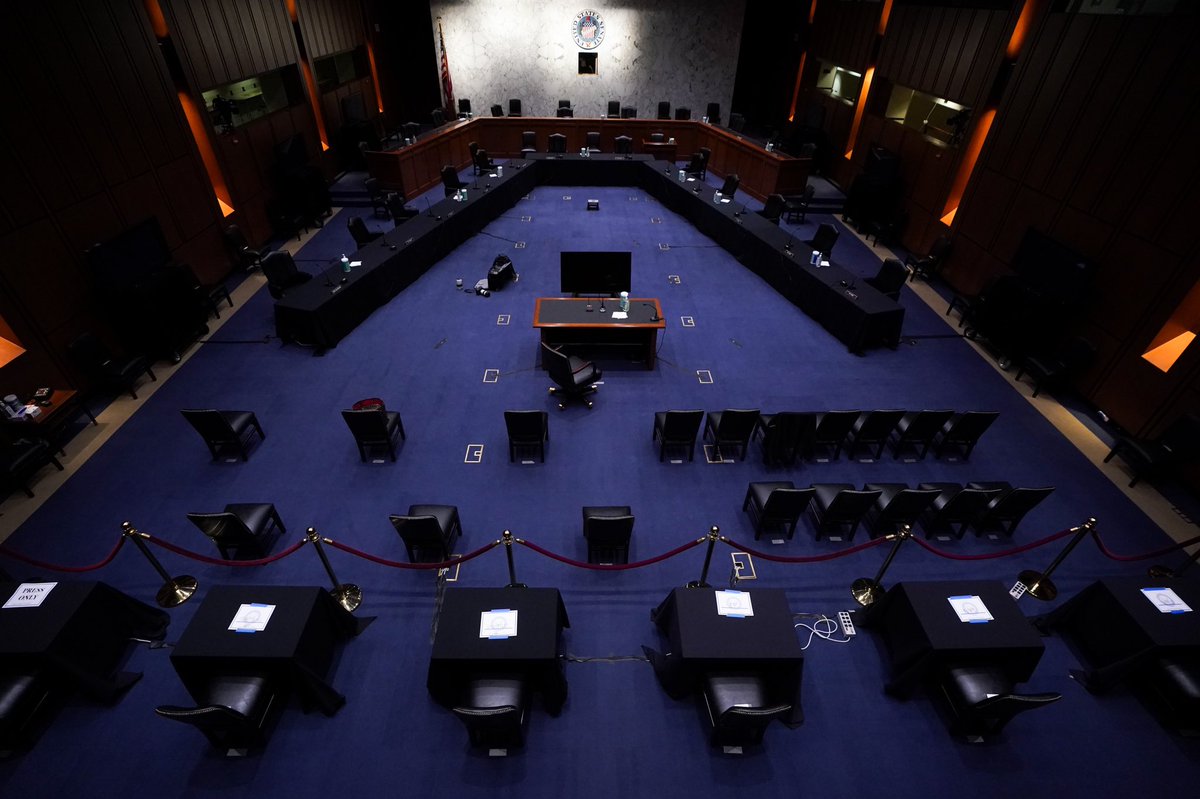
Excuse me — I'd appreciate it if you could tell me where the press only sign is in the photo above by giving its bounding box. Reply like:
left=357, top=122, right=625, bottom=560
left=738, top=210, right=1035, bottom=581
left=3, top=582, right=58, bottom=609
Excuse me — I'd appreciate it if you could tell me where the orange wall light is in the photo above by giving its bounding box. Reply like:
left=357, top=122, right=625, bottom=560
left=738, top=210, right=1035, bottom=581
left=843, top=66, right=875, bottom=160
left=1007, top=0, right=1040, bottom=60
left=366, top=41, right=385, bottom=113
left=1142, top=280, right=1200, bottom=372
left=177, top=91, right=235, bottom=216
left=940, top=107, right=996, bottom=226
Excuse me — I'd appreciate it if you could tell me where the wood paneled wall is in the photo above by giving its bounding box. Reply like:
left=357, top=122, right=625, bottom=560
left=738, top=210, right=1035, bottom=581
left=298, top=0, right=364, bottom=58
left=809, top=1, right=880, bottom=73
left=160, top=0, right=296, bottom=90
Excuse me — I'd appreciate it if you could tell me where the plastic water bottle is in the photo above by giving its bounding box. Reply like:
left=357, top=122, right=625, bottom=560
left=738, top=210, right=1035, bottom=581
left=341, top=254, right=351, bottom=273
left=497, top=165, right=503, bottom=176
left=810, top=250, right=821, bottom=266
left=713, top=191, right=722, bottom=205
left=619, top=291, right=629, bottom=312
left=678, top=169, right=685, bottom=181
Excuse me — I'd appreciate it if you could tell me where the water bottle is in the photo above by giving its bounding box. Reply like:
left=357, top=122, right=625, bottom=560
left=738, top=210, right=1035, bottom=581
left=619, top=291, right=629, bottom=312
left=713, top=191, right=722, bottom=205
left=678, top=169, right=685, bottom=181
left=341, top=254, right=351, bottom=273
left=497, top=164, right=503, bottom=176
left=810, top=250, right=821, bottom=266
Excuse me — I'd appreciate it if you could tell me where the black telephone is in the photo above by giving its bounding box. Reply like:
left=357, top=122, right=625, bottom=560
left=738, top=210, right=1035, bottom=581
left=33, top=387, right=52, bottom=406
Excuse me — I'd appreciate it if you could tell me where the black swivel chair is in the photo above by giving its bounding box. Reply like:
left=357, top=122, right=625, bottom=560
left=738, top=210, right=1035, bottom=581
left=890, top=410, right=955, bottom=460
left=685, top=152, right=707, bottom=181
left=452, top=675, right=528, bottom=755
left=810, top=484, right=882, bottom=541
left=652, top=409, right=704, bottom=462
left=1015, top=335, right=1096, bottom=398
left=430, top=108, right=445, bottom=126
left=702, top=673, right=791, bottom=753
left=967, top=482, right=1055, bottom=538
left=756, top=194, right=786, bottom=225
left=186, top=503, right=286, bottom=560
left=718, top=174, right=740, bottom=199
left=657, top=101, right=671, bottom=119
left=542, top=343, right=601, bottom=408
left=401, top=121, right=420, bottom=142
left=222, top=224, right=266, bottom=272
left=864, top=259, right=908, bottom=301
left=847, top=409, right=905, bottom=459
left=556, top=106, right=573, bottom=118
left=468, top=141, right=482, bottom=174
left=607, top=100, right=621, bottom=117
left=505, top=410, right=548, bottom=462
left=621, top=106, right=637, bottom=119
left=508, top=98, right=523, bottom=117
left=362, top=177, right=390, bottom=218
left=473, top=148, right=496, bottom=175
left=490, top=103, right=504, bottom=117
left=548, top=133, right=567, bottom=154
left=67, top=332, right=157, bottom=400
left=934, top=663, right=1061, bottom=742
left=743, top=482, right=815, bottom=540
left=705, top=103, right=721, bottom=125
left=180, top=409, right=265, bottom=461
left=934, top=411, right=1000, bottom=460
left=704, top=409, right=761, bottom=461
left=347, top=216, right=381, bottom=248
left=614, top=135, right=633, bottom=155
left=1, top=439, right=64, bottom=498
left=674, top=107, right=691, bottom=120
left=389, top=505, right=462, bottom=563
left=1103, top=413, right=1200, bottom=487
left=582, top=505, right=635, bottom=564
left=261, top=250, right=313, bottom=299
left=441, top=165, right=468, bottom=197
left=783, top=184, right=815, bottom=223
left=585, top=131, right=601, bottom=153
left=386, top=192, right=419, bottom=225
left=155, top=675, right=282, bottom=757
left=805, top=223, right=839, bottom=258
left=863, top=484, right=940, bottom=538
left=341, top=408, right=405, bottom=461
left=458, top=98, right=472, bottom=117
left=521, top=130, right=538, bottom=155
left=649, top=132, right=666, bottom=143
left=917, top=482, right=1004, bottom=539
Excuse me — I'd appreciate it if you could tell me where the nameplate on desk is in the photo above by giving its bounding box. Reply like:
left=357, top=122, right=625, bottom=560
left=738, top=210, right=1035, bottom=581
left=715, top=590, right=754, bottom=618
left=228, top=603, right=276, bottom=633
left=3, top=582, right=57, bottom=609
left=948, top=595, right=993, bottom=623
left=480, top=609, right=518, bottom=639
left=1141, top=587, right=1193, bottom=614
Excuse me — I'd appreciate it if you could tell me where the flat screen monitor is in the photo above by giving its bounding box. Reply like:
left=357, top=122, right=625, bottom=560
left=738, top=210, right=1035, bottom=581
left=560, top=251, right=632, bottom=296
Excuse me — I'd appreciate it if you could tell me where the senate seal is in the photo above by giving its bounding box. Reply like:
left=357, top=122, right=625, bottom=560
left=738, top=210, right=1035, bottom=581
left=572, top=10, right=605, bottom=50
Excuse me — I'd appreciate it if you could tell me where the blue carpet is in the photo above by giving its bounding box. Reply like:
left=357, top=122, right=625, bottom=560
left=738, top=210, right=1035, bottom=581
left=2, top=172, right=1197, bottom=796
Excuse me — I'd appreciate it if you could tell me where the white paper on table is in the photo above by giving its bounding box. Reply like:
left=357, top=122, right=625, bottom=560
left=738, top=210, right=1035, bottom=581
left=1141, top=587, right=1193, bottom=614
left=480, top=609, right=519, bottom=639
left=350, top=260, right=363, bottom=267
left=2, top=582, right=57, bottom=609
left=611, top=311, right=629, bottom=319
left=720, top=198, right=731, bottom=204
left=228, top=603, right=276, bottom=633
left=948, top=595, right=994, bottom=623
left=715, top=590, right=754, bottom=618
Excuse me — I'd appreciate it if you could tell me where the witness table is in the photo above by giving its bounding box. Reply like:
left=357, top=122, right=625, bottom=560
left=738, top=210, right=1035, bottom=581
left=169, top=585, right=362, bottom=716
left=648, top=587, right=805, bottom=725
left=1036, top=576, right=1200, bottom=692
left=0, top=580, right=168, bottom=701
left=533, top=297, right=665, bottom=368
left=866, top=580, right=1045, bottom=697
left=427, top=587, right=569, bottom=715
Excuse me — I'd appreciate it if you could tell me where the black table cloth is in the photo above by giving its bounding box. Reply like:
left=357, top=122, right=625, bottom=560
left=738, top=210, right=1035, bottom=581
left=427, top=587, right=569, bottom=714
left=0, top=580, right=168, bottom=701
left=648, top=587, right=805, bottom=725
left=169, top=585, right=360, bottom=716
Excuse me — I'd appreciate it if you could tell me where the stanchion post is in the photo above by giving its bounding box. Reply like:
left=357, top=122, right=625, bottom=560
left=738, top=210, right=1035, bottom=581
left=687, top=526, right=720, bottom=588
left=502, top=530, right=526, bottom=588
left=1012, top=517, right=1096, bottom=602
left=851, top=525, right=912, bottom=608
left=121, top=521, right=198, bottom=608
left=305, top=527, right=362, bottom=611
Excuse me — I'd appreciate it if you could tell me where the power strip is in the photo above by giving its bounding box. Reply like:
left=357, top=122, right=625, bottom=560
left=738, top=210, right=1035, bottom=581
left=838, top=610, right=856, bottom=637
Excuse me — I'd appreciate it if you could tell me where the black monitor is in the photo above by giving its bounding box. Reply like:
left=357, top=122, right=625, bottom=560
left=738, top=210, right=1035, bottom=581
left=560, top=251, right=632, bottom=296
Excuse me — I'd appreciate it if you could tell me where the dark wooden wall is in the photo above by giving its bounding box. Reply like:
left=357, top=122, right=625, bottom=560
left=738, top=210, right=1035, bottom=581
left=160, top=0, right=297, bottom=90
left=299, top=0, right=363, bottom=58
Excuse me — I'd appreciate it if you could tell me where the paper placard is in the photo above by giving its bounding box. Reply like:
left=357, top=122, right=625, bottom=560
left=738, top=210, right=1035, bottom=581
left=3, top=582, right=57, bottom=609
left=715, top=590, right=754, bottom=618
left=228, top=603, right=276, bottom=633
left=948, top=595, right=994, bottom=623
left=611, top=311, right=629, bottom=320
left=480, top=609, right=518, bottom=639
left=1141, top=587, right=1193, bottom=614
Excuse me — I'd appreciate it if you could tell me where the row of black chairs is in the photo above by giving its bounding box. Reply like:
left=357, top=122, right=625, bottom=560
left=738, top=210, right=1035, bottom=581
left=474, top=98, right=720, bottom=123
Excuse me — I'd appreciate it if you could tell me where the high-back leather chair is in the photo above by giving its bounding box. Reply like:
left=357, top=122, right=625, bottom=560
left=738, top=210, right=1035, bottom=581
left=582, top=506, right=635, bottom=564
left=810, top=484, right=882, bottom=541
left=155, top=675, right=282, bottom=757
left=607, top=100, right=621, bottom=117
left=614, top=135, right=633, bottom=155
left=704, top=409, right=760, bottom=461
left=934, top=411, right=1000, bottom=460
left=863, top=484, right=940, bottom=538
left=652, top=409, right=704, bottom=462
left=504, top=410, right=548, bottom=462
left=702, top=672, right=791, bottom=752
left=934, top=663, right=1061, bottom=742
left=508, top=98, right=523, bottom=117
left=341, top=408, right=405, bottom=462
left=548, top=133, right=567, bottom=154
left=890, top=410, right=955, bottom=460
left=261, top=250, right=313, bottom=300
left=440, top=165, right=468, bottom=197
left=743, top=482, right=815, bottom=540
left=847, top=409, right=905, bottom=459
left=389, top=505, right=462, bottom=563
left=186, top=503, right=285, bottom=559
left=347, top=216, right=380, bottom=248
left=542, top=343, right=601, bottom=408
left=452, top=675, right=528, bottom=755
left=917, top=482, right=1003, bottom=539
left=180, top=409, right=265, bottom=461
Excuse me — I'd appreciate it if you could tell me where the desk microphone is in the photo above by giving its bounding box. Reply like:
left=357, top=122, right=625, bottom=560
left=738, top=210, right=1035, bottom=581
left=424, top=196, right=435, bottom=217
left=783, top=236, right=793, bottom=254
left=642, top=302, right=662, bottom=322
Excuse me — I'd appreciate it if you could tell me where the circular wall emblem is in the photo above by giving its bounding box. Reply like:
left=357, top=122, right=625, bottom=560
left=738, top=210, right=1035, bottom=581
left=572, top=10, right=605, bottom=50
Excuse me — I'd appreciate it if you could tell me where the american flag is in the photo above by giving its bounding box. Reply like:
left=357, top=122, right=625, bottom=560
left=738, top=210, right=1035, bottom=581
left=438, top=19, right=455, bottom=119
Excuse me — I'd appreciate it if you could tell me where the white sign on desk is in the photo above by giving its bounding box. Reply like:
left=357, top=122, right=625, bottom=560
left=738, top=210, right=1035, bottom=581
left=1141, top=587, right=1193, bottom=614
left=3, top=582, right=57, bottom=609
left=480, top=609, right=518, bottom=639
left=715, top=590, right=754, bottom=618
left=948, top=595, right=994, bottom=623
left=228, top=603, right=276, bottom=633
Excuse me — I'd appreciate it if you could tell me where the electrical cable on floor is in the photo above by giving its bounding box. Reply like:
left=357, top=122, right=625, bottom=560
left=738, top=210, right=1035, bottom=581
left=794, top=616, right=852, bottom=649
left=562, top=653, right=651, bottom=664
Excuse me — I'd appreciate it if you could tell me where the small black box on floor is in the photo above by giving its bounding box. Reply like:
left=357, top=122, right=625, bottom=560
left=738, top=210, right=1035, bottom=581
left=487, top=255, right=516, bottom=289
left=587, top=199, right=600, bottom=211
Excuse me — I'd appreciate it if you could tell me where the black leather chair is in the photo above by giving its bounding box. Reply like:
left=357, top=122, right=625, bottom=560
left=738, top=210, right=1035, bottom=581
left=743, top=482, right=815, bottom=540
left=186, top=503, right=285, bottom=560
left=1103, top=413, right=1200, bottom=487
left=847, top=409, right=904, bottom=460
left=556, top=106, right=573, bottom=118
left=261, top=250, right=313, bottom=299
left=582, top=505, right=634, bottom=564
left=674, top=107, right=691, bottom=120
left=458, top=98, right=472, bottom=117
left=648, top=132, right=666, bottom=143
left=702, top=672, right=791, bottom=752
left=1140, top=654, right=1200, bottom=736
left=933, top=663, right=1061, bottom=742
left=542, top=343, right=601, bottom=409
left=704, top=409, right=761, bottom=461
left=0, top=669, right=52, bottom=755
left=389, top=504, right=462, bottom=563
left=341, top=408, right=405, bottom=461
left=864, top=258, right=908, bottom=301
left=905, top=234, right=953, bottom=281
left=401, top=121, right=419, bottom=142
left=863, top=483, right=940, bottom=538
left=754, top=411, right=815, bottom=466
left=705, top=102, right=721, bottom=125
left=362, top=177, right=390, bottom=218
left=441, top=165, right=468, bottom=197
left=222, top=224, right=266, bottom=272
left=607, top=100, right=621, bottom=117
left=809, top=410, right=861, bottom=460
left=917, top=482, right=1004, bottom=539
left=967, top=482, right=1055, bottom=538
left=805, top=223, right=839, bottom=258
left=180, top=409, right=265, bottom=461
left=67, top=332, right=156, bottom=400
left=1015, top=335, right=1096, bottom=398
left=1, top=438, right=64, bottom=498
left=386, top=191, right=419, bottom=224
left=431, top=108, right=445, bottom=126
left=468, top=148, right=495, bottom=178
left=490, top=103, right=504, bottom=117
left=155, top=675, right=282, bottom=756
left=585, top=131, right=601, bottom=153
left=889, top=410, right=955, bottom=460
left=652, top=409, right=704, bottom=462
left=657, top=101, right=671, bottom=119
left=728, top=112, right=745, bottom=132
left=452, top=675, right=528, bottom=755
left=934, top=411, right=999, bottom=460
left=614, top=135, right=633, bottom=155
left=505, top=410, right=548, bottom=462
left=621, top=106, right=637, bottom=119
left=521, top=130, right=537, bottom=155
left=468, top=141, right=482, bottom=173
left=756, top=194, right=786, bottom=225
left=347, top=216, right=381, bottom=248
left=548, top=133, right=567, bottom=154
left=718, top=174, right=740, bottom=199
left=783, top=184, right=815, bottom=223
left=810, top=484, right=882, bottom=541
left=508, top=98, right=523, bottom=117
left=685, top=151, right=708, bottom=181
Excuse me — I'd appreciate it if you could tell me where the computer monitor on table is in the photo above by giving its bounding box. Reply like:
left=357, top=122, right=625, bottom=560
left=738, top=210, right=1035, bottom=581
left=560, top=251, right=632, bottom=297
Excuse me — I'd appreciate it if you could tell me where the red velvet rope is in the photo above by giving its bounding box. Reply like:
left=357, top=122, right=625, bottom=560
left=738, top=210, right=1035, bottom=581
left=323, top=538, right=501, bottom=569
left=912, top=526, right=1080, bottom=561
left=145, top=535, right=308, bottom=567
left=717, top=535, right=887, bottom=563
left=517, top=536, right=704, bottom=571
left=1091, top=531, right=1200, bottom=562
left=0, top=536, right=126, bottom=573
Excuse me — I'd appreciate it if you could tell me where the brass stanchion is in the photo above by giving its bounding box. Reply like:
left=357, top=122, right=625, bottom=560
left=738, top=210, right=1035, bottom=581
left=121, top=521, right=197, bottom=608
left=502, top=530, right=526, bottom=588
left=687, top=526, right=721, bottom=588
left=1148, top=542, right=1200, bottom=580
left=851, top=525, right=912, bottom=608
left=305, top=527, right=362, bottom=611
left=1013, top=518, right=1096, bottom=602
